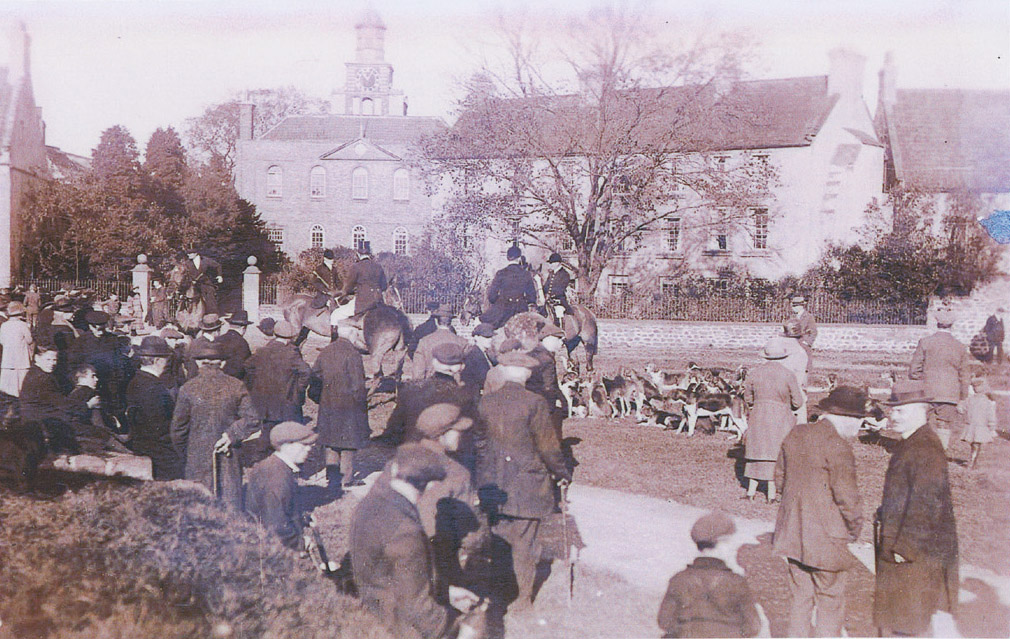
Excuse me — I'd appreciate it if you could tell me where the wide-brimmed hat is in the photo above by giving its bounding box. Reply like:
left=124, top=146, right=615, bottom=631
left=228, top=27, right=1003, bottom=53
left=432, top=341, right=465, bottom=366
left=189, top=338, right=224, bottom=360
left=227, top=310, right=252, bottom=326
left=883, top=380, right=930, bottom=406
left=84, top=310, right=111, bottom=325
left=497, top=351, right=540, bottom=369
left=816, top=385, right=869, bottom=417
left=270, top=421, right=318, bottom=448
left=691, top=511, right=736, bottom=545
left=6, top=302, right=25, bottom=317
left=416, top=403, right=474, bottom=439
left=761, top=339, right=788, bottom=360
left=134, top=336, right=173, bottom=358
left=273, top=320, right=298, bottom=339
left=198, top=314, right=223, bottom=331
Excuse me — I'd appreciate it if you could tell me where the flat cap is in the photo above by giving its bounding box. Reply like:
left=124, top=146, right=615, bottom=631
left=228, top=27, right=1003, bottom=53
left=85, top=310, right=111, bottom=325
left=691, top=511, right=736, bottom=545
left=816, top=385, right=869, bottom=417
left=273, top=320, right=298, bottom=339
left=160, top=327, right=184, bottom=339
left=432, top=341, right=465, bottom=365
left=497, top=351, right=540, bottom=369
left=391, top=443, right=448, bottom=486
left=416, top=403, right=474, bottom=439
left=270, top=421, right=318, bottom=448
left=471, top=323, right=496, bottom=338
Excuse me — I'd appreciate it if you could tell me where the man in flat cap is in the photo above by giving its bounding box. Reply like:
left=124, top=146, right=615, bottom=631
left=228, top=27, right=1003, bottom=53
left=481, top=246, right=538, bottom=329
left=67, top=309, right=133, bottom=414
left=244, top=421, right=317, bottom=549
left=125, top=336, right=181, bottom=480
left=170, top=339, right=259, bottom=508
left=181, top=250, right=223, bottom=315
left=874, top=380, right=959, bottom=637
left=217, top=310, right=253, bottom=379
left=411, top=305, right=469, bottom=381
left=789, top=295, right=817, bottom=365
left=773, top=386, right=865, bottom=637
left=909, top=307, right=970, bottom=451
left=476, top=350, right=571, bottom=610
left=351, top=442, right=484, bottom=639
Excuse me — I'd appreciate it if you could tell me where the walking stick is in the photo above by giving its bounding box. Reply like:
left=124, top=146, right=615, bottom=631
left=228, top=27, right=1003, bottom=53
left=211, top=450, right=221, bottom=499
left=560, top=480, right=574, bottom=606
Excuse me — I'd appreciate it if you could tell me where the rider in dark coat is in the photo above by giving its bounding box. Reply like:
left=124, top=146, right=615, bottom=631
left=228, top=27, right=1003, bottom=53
left=310, top=249, right=343, bottom=309
left=181, top=251, right=223, bottom=316
left=481, top=246, right=538, bottom=329
left=542, top=253, right=573, bottom=325
left=341, top=243, right=387, bottom=316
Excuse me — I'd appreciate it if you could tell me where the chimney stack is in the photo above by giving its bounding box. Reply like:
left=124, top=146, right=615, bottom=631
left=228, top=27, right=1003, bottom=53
left=878, top=51, right=897, bottom=106
left=10, top=22, right=29, bottom=81
left=238, top=103, right=255, bottom=141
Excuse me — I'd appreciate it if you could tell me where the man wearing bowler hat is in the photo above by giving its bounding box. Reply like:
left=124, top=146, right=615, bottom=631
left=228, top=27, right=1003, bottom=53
left=874, top=380, right=959, bottom=637
left=244, top=421, right=317, bottom=549
left=773, top=386, right=865, bottom=637
left=481, top=246, right=538, bottom=329
left=311, top=248, right=343, bottom=307
left=125, top=336, right=181, bottom=480
left=217, top=310, right=253, bottom=379
left=411, top=304, right=469, bottom=381
left=909, top=307, right=970, bottom=451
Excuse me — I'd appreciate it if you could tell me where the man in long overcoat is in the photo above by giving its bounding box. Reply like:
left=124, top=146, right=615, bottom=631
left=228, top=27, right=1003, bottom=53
left=476, top=351, right=571, bottom=609
left=743, top=340, right=802, bottom=502
left=909, top=308, right=970, bottom=450
left=983, top=307, right=1005, bottom=364
left=340, top=243, right=388, bottom=317
left=480, top=246, right=538, bottom=329
left=170, top=339, right=259, bottom=508
left=773, top=386, right=865, bottom=637
left=217, top=311, right=253, bottom=379
left=874, top=380, right=959, bottom=637
left=308, top=322, right=370, bottom=490
left=125, top=336, right=181, bottom=480
left=0, top=302, right=33, bottom=396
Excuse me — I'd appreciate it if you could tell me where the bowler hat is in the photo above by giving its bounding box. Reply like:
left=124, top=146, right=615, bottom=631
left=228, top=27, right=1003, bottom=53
left=791, top=295, right=806, bottom=306
left=258, top=317, right=276, bottom=337
left=432, top=341, right=465, bottom=366
left=816, top=385, right=869, bottom=417
left=391, top=443, right=447, bottom=486
left=416, top=403, right=474, bottom=439
left=472, top=323, right=495, bottom=338
left=690, top=511, right=736, bottom=546
left=323, top=249, right=335, bottom=260
left=134, top=336, right=173, bottom=358
left=547, top=252, right=562, bottom=263
left=6, top=302, right=25, bottom=317
left=761, top=338, right=788, bottom=360
left=497, top=351, right=539, bottom=369
left=883, top=380, right=930, bottom=406
left=273, top=320, right=298, bottom=339
left=538, top=324, right=564, bottom=340
left=189, top=338, right=224, bottom=360
left=783, top=318, right=802, bottom=338
left=506, top=246, right=522, bottom=261
left=227, top=310, right=252, bottom=326
left=84, top=310, right=111, bottom=325
left=199, top=314, right=223, bottom=331
left=270, top=421, right=318, bottom=448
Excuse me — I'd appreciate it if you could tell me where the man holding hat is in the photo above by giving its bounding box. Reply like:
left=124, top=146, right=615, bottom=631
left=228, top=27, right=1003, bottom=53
left=481, top=246, right=538, bottom=329
left=125, top=336, right=181, bottom=480
left=789, top=295, right=817, bottom=364
left=181, top=250, right=223, bottom=315
left=339, top=241, right=388, bottom=318
left=773, top=386, right=865, bottom=636
left=217, top=311, right=253, bottom=379
left=244, top=421, right=317, bottom=549
left=742, top=339, right=803, bottom=502
left=874, top=380, right=959, bottom=637
left=0, top=301, right=32, bottom=396
left=411, top=305, right=468, bottom=381
left=244, top=320, right=311, bottom=455
left=476, top=350, right=571, bottom=610
left=542, top=253, right=572, bottom=329
left=909, top=307, right=970, bottom=450
left=170, top=339, right=259, bottom=508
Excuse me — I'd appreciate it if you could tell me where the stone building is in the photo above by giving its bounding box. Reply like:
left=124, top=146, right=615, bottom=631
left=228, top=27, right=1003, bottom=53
left=234, top=10, right=445, bottom=259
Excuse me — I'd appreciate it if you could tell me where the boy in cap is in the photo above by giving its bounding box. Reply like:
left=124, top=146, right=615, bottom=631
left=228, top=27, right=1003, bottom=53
left=658, top=511, right=761, bottom=638
left=245, top=421, right=317, bottom=549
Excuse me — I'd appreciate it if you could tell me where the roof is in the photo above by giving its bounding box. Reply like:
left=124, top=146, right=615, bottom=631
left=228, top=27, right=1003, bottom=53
left=46, top=145, right=91, bottom=179
left=260, top=115, right=446, bottom=146
left=445, top=75, right=850, bottom=158
left=883, top=88, right=1010, bottom=192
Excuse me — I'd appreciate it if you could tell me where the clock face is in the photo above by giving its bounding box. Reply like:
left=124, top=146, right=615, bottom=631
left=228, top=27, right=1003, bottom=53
left=359, top=68, right=377, bottom=90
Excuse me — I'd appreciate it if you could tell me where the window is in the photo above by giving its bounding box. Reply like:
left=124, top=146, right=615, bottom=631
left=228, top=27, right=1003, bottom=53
left=752, top=208, right=769, bottom=250
left=266, top=166, right=282, bottom=198
left=559, top=233, right=574, bottom=252
left=609, top=274, right=630, bottom=296
left=361, top=98, right=374, bottom=115
left=660, top=276, right=679, bottom=297
left=666, top=218, right=681, bottom=253
left=352, top=225, right=367, bottom=252
left=716, top=233, right=728, bottom=251
left=393, top=227, right=409, bottom=255
left=393, top=168, right=410, bottom=201
left=266, top=225, right=284, bottom=246
left=309, top=166, right=326, bottom=198
left=310, top=224, right=324, bottom=249
left=352, top=167, right=369, bottom=200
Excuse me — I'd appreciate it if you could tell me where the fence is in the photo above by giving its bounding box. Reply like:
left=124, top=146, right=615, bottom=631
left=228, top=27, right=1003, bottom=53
left=14, top=278, right=134, bottom=301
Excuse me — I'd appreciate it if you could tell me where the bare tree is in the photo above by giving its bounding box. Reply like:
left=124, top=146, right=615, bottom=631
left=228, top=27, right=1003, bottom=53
left=419, top=8, right=776, bottom=296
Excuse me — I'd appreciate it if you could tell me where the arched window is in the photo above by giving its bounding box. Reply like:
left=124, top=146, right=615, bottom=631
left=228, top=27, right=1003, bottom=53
left=266, top=165, right=282, bottom=198
left=393, top=227, right=409, bottom=255
left=310, top=224, right=325, bottom=249
left=352, top=225, right=367, bottom=252
left=351, top=167, right=368, bottom=200
left=361, top=98, right=374, bottom=115
left=393, top=168, right=410, bottom=201
left=309, top=166, right=326, bottom=198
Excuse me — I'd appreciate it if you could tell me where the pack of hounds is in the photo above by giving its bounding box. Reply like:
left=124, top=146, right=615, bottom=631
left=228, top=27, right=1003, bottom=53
left=558, top=361, right=893, bottom=440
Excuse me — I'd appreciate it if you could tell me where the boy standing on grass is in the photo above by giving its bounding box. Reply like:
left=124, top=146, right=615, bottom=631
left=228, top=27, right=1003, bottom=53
left=960, top=375, right=998, bottom=469
left=657, top=511, right=762, bottom=638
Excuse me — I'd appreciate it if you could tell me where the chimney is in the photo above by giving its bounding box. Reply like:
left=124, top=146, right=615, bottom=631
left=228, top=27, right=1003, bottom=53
left=238, top=103, right=255, bottom=141
left=878, top=51, right=897, bottom=106
left=10, top=22, right=29, bottom=81
left=827, top=48, right=865, bottom=103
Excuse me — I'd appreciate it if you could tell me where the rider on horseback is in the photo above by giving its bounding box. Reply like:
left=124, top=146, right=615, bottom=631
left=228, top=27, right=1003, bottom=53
left=310, top=249, right=343, bottom=312
left=480, top=245, right=538, bottom=329
left=333, top=242, right=387, bottom=342
left=542, top=252, right=573, bottom=329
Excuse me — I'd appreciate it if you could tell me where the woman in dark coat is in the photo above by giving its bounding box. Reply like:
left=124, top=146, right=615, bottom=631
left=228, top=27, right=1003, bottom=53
left=742, top=339, right=802, bottom=502
left=308, top=325, right=369, bottom=489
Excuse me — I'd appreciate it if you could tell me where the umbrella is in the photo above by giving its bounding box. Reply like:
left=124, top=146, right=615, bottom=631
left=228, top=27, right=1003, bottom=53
left=978, top=210, right=1010, bottom=244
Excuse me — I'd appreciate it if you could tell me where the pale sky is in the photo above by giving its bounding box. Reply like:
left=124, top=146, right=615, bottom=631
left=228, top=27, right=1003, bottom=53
left=1, top=0, right=1006, bottom=157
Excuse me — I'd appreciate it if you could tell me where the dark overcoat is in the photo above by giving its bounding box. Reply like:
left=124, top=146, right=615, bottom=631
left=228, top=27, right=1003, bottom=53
left=459, top=344, right=493, bottom=395
left=743, top=361, right=801, bottom=462
left=308, top=337, right=369, bottom=449
left=476, top=381, right=570, bottom=519
left=384, top=374, right=473, bottom=446
left=169, top=365, right=259, bottom=508
left=216, top=329, right=252, bottom=380
left=408, top=315, right=438, bottom=357
left=874, top=424, right=959, bottom=636
left=244, top=339, right=310, bottom=423
left=244, top=453, right=301, bottom=550
left=68, top=331, right=134, bottom=412
left=311, top=262, right=342, bottom=296
left=350, top=481, right=454, bottom=639
left=481, top=264, right=537, bottom=328
left=543, top=268, right=571, bottom=302
left=909, top=330, right=970, bottom=405
left=125, top=369, right=181, bottom=480
left=773, top=419, right=862, bottom=571
left=657, top=557, right=762, bottom=638
left=341, top=257, right=388, bottom=316
left=20, top=365, right=88, bottom=425
left=526, top=345, right=563, bottom=409
left=984, top=315, right=1004, bottom=347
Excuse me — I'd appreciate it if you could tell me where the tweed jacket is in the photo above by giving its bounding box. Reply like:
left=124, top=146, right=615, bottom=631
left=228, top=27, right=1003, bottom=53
left=244, top=339, right=310, bottom=424
left=795, top=310, right=817, bottom=348
left=125, top=369, right=180, bottom=480
left=308, top=337, right=369, bottom=449
left=384, top=374, right=473, bottom=446
left=411, top=327, right=469, bottom=381
left=215, top=329, right=252, bottom=380
left=743, top=361, right=801, bottom=461
left=773, top=419, right=862, bottom=571
left=245, top=453, right=301, bottom=550
left=658, top=556, right=761, bottom=638
left=341, top=257, right=387, bottom=316
left=350, top=481, right=454, bottom=639
left=909, top=330, right=970, bottom=404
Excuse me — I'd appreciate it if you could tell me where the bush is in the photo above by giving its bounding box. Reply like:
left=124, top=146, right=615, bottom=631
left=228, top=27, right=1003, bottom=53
left=0, top=480, right=392, bottom=639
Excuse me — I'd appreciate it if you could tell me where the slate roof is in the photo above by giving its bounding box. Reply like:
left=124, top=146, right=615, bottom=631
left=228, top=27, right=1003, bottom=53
left=882, top=88, right=1010, bottom=192
left=46, top=145, right=91, bottom=179
left=260, top=115, right=446, bottom=146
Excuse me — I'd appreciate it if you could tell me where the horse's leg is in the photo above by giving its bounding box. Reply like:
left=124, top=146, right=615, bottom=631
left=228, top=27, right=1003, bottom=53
left=294, top=326, right=311, bottom=347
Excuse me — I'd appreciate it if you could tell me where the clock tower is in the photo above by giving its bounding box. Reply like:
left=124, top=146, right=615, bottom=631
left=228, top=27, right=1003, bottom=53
left=337, top=8, right=405, bottom=116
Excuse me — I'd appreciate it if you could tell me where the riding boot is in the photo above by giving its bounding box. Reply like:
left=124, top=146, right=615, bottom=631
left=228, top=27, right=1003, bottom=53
left=294, top=326, right=311, bottom=347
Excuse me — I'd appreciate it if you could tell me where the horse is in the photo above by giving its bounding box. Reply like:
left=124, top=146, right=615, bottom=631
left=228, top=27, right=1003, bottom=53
left=532, top=267, right=599, bottom=371
left=167, top=262, right=204, bottom=334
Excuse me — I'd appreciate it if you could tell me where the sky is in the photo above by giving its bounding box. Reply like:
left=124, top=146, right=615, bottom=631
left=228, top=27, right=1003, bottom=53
left=1, top=0, right=1006, bottom=157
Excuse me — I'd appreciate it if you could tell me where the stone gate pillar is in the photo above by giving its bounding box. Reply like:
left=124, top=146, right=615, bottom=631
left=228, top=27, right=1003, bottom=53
left=243, top=256, right=261, bottom=323
left=132, top=254, right=151, bottom=325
